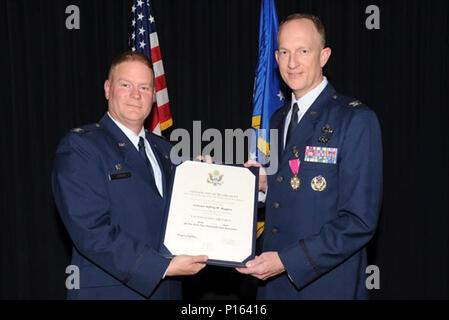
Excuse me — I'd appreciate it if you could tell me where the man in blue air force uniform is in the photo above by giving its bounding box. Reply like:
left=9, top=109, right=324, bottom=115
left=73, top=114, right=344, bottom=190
left=237, top=14, right=383, bottom=299
left=52, top=52, right=207, bottom=300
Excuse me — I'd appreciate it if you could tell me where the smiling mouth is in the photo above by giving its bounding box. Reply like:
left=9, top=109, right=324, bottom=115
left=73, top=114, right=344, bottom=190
left=126, top=103, right=142, bottom=108
left=288, top=72, right=304, bottom=78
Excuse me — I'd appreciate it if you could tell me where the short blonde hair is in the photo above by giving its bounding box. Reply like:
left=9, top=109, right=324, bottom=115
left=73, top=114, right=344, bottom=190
left=108, top=51, right=153, bottom=79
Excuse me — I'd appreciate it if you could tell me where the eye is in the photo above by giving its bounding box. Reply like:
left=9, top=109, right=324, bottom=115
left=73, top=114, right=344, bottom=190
left=121, top=83, right=130, bottom=88
left=300, top=49, right=309, bottom=54
left=279, top=50, right=288, bottom=55
left=140, top=86, right=151, bottom=91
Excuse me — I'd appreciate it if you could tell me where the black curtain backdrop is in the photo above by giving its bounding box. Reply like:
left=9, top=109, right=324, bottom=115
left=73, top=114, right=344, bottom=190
left=1, top=0, right=448, bottom=299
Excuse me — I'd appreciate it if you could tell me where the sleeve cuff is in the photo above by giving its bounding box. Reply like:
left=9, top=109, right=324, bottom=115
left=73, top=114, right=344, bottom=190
left=258, top=184, right=268, bottom=203
left=278, top=240, right=321, bottom=290
left=162, top=266, right=169, bottom=279
left=125, top=246, right=171, bottom=297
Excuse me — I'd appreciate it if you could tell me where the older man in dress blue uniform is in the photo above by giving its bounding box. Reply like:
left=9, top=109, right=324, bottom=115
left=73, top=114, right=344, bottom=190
left=238, top=14, right=383, bottom=299
left=52, top=52, right=207, bottom=299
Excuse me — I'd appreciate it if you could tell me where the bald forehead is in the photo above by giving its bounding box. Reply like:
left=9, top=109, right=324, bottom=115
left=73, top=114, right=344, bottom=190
left=278, top=18, right=324, bottom=48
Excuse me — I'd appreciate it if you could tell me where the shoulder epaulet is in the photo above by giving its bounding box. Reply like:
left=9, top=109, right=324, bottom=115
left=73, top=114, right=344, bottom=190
left=348, top=100, right=363, bottom=108
left=146, top=129, right=168, bottom=141
left=330, top=93, right=349, bottom=104
left=330, top=93, right=364, bottom=109
left=70, top=123, right=102, bottom=134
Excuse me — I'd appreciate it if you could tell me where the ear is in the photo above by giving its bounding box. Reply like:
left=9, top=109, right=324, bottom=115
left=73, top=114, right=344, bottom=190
left=104, top=80, right=110, bottom=100
left=275, top=50, right=280, bottom=65
left=320, top=47, right=332, bottom=68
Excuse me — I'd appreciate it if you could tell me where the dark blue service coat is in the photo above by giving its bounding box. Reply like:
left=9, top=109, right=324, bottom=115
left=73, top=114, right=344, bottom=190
left=259, top=83, right=383, bottom=299
left=52, top=114, right=181, bottom=299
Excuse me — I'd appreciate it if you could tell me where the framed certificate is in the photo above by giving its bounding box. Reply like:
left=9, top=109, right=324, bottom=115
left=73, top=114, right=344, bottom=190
left=161, top=161, right=258, bottom=267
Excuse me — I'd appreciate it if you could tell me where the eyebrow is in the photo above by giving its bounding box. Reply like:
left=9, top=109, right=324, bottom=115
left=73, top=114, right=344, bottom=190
left=278, top=47, right=310, bottom=51
left=116, top=78, right=152, bottom=86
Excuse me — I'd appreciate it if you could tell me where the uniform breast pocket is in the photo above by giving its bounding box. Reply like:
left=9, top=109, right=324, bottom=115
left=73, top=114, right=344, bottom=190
left=300, top=162, right=338, bottom=194
left=300, top=161, right=339, bottom=229
left=301, top=161, right=337, bottom=172
left=107, top=171, right=138, bottom=200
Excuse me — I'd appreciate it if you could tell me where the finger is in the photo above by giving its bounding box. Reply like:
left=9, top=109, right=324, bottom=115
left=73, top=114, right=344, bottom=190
left=204, top=155, right=213, bottom=164
left=244, top=160, right=261, bottom=167
left=190, top=267, right=202, bottom=275
left=251, top=257, right=264, bottom=265
left=196, top=263, right=207, bottom=272
left=191, top=255, right=208, bottom=263
left=246, top=260, right=256, bottom=268
left=236, top=267, right=254, bottom=274
left=235, top=267, right=245, bottom=273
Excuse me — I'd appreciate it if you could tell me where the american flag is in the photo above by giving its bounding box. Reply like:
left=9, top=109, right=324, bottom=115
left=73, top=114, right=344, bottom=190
left=130, top=0, right=173, bottom=135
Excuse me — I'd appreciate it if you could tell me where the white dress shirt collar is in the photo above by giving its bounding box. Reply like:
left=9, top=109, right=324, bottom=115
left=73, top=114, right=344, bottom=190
left=290, top=76, right=328, bottom=116
left=107, top=112, right=164, bottom=196
left=283, top=77, right=328, bottom=148
left=107, top=112, right=146, bottom=150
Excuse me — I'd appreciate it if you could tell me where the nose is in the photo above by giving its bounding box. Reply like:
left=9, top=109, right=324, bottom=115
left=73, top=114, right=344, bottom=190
left=288, top=53, right=299, bottom=69
left=130, top=87, right=141, bottom=99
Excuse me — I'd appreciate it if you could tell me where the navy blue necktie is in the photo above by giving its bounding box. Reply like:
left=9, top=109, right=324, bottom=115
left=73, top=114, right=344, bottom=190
left=138, top=137, right=155, bottom=182
left=286, top=103, right=299, bottom=146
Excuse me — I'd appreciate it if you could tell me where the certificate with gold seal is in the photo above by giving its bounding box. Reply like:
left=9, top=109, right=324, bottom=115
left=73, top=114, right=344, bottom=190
left=161, top=161, right=258, bottom=267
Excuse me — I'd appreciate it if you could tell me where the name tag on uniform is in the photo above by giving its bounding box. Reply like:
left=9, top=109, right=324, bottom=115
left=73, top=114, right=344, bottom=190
left=109, top=172, right=132, bottom=181
left=304, top=146, right=338, bottom=164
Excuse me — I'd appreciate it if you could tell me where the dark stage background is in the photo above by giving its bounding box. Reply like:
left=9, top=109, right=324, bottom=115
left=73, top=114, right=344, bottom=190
left=1, top=0, right=448, bottom=299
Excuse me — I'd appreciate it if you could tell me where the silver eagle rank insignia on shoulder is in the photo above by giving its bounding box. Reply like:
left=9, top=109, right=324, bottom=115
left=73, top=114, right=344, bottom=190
left=348, top=100, right=362, bottom=107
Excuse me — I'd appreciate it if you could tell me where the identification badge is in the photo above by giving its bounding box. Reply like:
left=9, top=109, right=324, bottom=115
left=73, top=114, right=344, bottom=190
left=109, top=172, right=132, bottom=181
left=304, top=146, right=338, bottom=164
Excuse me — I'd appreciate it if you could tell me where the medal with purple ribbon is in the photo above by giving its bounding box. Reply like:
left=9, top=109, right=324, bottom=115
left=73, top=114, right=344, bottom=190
left=289, top=159, right=301, bottom=190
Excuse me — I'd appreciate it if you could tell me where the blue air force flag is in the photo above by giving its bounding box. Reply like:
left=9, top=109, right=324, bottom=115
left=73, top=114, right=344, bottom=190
left=250, top=0, right=284, bottom=164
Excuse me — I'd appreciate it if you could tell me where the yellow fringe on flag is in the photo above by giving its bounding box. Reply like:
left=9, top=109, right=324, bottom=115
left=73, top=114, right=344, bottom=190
left=160, top=118, right=173, bottom=131
left=257, top=221, right=265, bottom=238
left=252, top=115, right=261, bottom=129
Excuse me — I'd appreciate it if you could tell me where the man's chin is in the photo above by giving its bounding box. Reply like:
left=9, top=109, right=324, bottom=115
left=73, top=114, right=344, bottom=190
left=290, top=85, right=307, bottom=95
left=125, top=110, right=150, bottom=119
left=123, top=115, right=147, bottom=124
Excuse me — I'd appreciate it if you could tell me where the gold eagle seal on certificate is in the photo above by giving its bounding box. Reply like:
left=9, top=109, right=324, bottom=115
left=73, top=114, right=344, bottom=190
left=207, top=170, right=224, bottom=186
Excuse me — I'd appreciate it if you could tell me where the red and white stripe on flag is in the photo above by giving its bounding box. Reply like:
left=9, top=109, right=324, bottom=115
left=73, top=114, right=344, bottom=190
left=130, top=0, right=173, bottom=135
left=148, top=31, right=172, bottom=134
